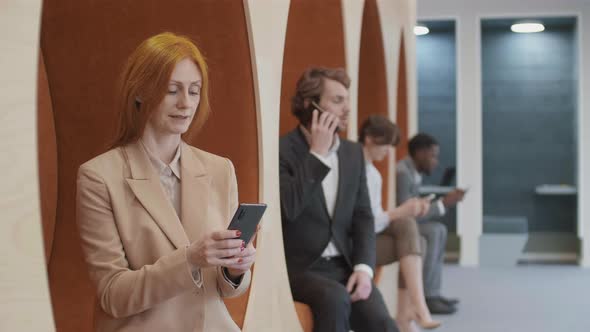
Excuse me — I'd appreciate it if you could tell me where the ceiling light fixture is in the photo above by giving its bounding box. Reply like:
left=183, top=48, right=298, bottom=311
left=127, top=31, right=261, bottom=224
left=414, top=25, right=430, bottom=36
left=511, top=21, right=545, bottom=33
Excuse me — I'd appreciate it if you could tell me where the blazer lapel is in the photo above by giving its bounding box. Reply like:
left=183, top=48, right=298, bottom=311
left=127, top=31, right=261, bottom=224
left=124, top=142, right=189, bottom=249
left=293, top=128, right=332, bottom=223
left=179, top=143, right=210, bottom=242
left=331, top=143, right=347, bottom=225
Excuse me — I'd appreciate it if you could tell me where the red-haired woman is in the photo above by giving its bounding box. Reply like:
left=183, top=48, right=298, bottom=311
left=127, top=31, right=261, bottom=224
left=76, top=32, right=254, bottom=331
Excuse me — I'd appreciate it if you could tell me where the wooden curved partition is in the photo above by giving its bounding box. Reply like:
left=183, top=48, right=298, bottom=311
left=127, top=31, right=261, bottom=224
left=374, top=0, right=417, bottom=204
left=40, top=1, right=257, bottom=330
left=358, top=0, right=390, bottom=206
left=37, top=52, right=58, bottom=263
left=280, top=0, right=346, bottom=136
left=0, top=1, right=419, bottom=330
left=279, top=1, right=346, bottom=330
left=1, top=0, right=55, bottom=330
left=395, top=34, right=409, bottom=161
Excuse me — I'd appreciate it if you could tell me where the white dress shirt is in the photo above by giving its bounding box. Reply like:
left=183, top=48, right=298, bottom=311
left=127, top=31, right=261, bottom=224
left=303, top=128, right=373, bottom=278
left=365, top=162, right=390, bottom=233
left=142, top=140, right=182, bottom=217
left=310, top=137, right=341, bottom=258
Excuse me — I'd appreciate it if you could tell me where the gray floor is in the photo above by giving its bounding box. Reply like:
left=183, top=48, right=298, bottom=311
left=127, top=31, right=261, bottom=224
left=433, top=265, right=590, bottom=332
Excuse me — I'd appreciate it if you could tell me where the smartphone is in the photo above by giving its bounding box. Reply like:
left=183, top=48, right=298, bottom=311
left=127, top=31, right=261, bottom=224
left=227, top=203, right=267, bottom=244
left=310, top=100, right=340, bottom=133
left=299, top=96, right=319, bottom=128
left=459, top=186, right=470, bottom=193
left=310, top=100, right=327, bottom=114
left=425, top=193, right=436, bottom=202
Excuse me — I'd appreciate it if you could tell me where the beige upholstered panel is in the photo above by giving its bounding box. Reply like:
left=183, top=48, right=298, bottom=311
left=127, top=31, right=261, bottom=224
left=371, top=0, right=417, bottom=315
left=242, top=1, right=302, bottom=331
left=341, top=0, right=366, bottom=140
left=0, top=0, right=56, bottom=331
left=357, top=0, right=401, bottom=316
left=375, top=0, right=417, bottom=209
left=37, top=52, right=58, bottom=263
left=40, top=1, right=258, bottom=329
left=358, top=0, right=391, bottom=208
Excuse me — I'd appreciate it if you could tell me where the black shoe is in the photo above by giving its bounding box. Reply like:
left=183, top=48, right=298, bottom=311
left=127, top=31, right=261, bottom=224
left=438, top=296, right=459, bottom=306
left=426, top=298, right=457, bottom=315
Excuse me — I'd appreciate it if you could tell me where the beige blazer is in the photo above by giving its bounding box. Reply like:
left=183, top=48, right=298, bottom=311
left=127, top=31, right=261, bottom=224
left=76, top=141, right=250, bottom=332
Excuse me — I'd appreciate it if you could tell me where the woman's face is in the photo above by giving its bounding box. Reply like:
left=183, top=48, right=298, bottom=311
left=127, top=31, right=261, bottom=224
left=366, top=136, right=392, bottom=162
left=147, top=58, right=202, bottom=137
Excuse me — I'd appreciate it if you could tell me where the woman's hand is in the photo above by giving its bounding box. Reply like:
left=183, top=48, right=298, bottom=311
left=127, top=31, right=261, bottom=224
left=399, top=197, right=430, bottom=219
left=186, top=230, right=244, bottom=269
left=225, top=225, right=261, bottom=278
left=225, top=241, right=256, bottom=278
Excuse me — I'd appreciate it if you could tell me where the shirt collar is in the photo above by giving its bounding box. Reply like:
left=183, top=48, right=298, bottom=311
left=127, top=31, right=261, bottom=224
left=141, top=140, right=182, bottom=180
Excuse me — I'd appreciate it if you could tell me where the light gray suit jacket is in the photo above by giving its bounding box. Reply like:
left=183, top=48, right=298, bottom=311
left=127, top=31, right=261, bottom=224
left=396, top=157, right=445, bottom=223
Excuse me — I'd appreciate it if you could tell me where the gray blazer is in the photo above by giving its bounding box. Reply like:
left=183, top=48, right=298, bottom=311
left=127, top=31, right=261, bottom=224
left=396, top=157, right=445, bottom=222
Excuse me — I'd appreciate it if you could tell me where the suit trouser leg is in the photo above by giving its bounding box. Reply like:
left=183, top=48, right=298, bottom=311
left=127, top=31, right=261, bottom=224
left=349, top=282, right=399, bottom=332
left=290, top=258, right=398, bottom=332
left=290, top=269, right=351, bottom=332
left=418, top=221, right=447, bottom=298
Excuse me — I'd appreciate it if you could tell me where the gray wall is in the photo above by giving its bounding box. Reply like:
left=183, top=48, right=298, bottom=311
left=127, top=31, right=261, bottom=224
left=417, top=24, right=457, bottom=187
left=417, top=22, right=458, bottom=232
left=481, top=21, right=577, bottom=232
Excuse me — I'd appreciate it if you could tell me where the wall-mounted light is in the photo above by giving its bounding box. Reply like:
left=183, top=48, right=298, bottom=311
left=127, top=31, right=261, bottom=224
left=414, top=25, right=430, bottom=36
left=511, top=21, right=545, bottom=33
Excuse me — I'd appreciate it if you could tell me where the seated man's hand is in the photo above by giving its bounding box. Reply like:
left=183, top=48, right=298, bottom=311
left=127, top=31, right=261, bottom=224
left=346, top=270, right=372, bottom=302
left=442, top=189, right=466, bottom=207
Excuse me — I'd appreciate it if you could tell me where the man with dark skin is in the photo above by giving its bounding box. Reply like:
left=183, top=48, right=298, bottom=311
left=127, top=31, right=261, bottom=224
left=397, top=133, right=465, bottom=315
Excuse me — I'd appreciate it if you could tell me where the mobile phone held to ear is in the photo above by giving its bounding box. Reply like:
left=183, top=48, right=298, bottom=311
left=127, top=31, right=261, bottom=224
left=300, top=96, right=319, bottom=128
left=310, top=100, right=340, bottom=133
left=310, top=100, right=327, bottom=114
left=227, top=203, right=267, bottom=244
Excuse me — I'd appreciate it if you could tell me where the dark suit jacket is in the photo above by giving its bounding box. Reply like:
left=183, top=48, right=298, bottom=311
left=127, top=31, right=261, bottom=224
left=279, top=128, right=375, bottom=278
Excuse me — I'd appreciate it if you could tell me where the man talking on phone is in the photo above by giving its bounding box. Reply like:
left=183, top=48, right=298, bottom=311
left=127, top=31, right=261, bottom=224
left=397, top=133, right=466, bottom=315
left=279, top=67, right=398, bottom=332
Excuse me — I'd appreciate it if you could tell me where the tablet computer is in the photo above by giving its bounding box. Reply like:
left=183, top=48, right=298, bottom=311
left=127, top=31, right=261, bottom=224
left=227, top=203, right=267, bottom=244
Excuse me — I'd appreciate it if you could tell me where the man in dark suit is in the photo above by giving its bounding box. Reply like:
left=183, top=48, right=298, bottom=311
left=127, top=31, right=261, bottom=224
left=280, top=67, right=398, bottom=332
left=397, top=133, right=466, bottom=314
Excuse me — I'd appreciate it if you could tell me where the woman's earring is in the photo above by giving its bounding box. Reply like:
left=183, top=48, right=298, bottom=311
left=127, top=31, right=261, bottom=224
left=135, top=97, right=142, bottom=110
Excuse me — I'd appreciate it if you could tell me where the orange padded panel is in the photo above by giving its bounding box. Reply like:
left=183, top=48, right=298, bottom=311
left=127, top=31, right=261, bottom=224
left=295, top=301, right=314, bottom=332
left=281, top=2, right=345, bottom=330
left=280, top=0, right=346, bottom=136
left=358, top=0, right=391, bottom=208
left=40, top=1, right=257, bottom=330
left=280, top=2, right=345, bottom=329
left=37, top=51, right=58, bottom=263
